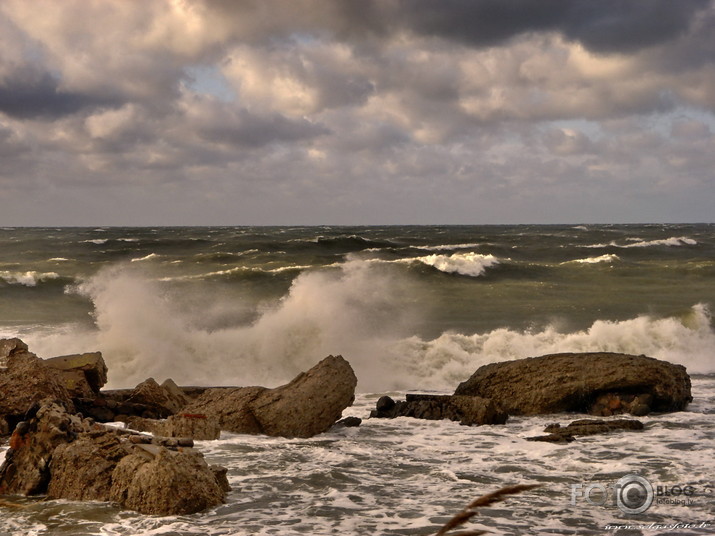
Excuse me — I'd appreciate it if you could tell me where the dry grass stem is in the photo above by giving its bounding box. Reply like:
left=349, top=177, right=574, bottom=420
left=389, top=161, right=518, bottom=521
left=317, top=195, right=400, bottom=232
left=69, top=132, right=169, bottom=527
left=435, top=483, right=541, bottom=535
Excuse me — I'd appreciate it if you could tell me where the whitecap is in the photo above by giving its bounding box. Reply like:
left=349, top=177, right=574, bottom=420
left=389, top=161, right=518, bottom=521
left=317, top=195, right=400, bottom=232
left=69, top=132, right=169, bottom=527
left=130, top=253, right=159, bottom=262
left=0, top=270, right=60, bottom=287
left=411, top=252, right=500, bottom=277
left=565, top=254, right=620, bottom=264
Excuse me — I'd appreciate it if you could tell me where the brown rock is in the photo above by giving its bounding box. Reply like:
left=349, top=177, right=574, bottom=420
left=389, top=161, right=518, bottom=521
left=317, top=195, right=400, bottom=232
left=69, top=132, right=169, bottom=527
left=0, top=399, right=227, bottom=515
left=0, top=400, right=75, bottom=495
left=528, top=418, right=644, bottom=442
left=181, top=386, right=268, bottom=434
left=109, top=447, right=227, bottom=515
left=182, top=355, right=358, bottom=438
left=47, top=430, right=130, bottom=501
left=126, top=377, right=187, bottom=418
left=44, top=352, right=108, bottom=397
left=0, top=340, right=72, bottom=434
left=370, top=393, right=507, bottom=426
left=454, top=352, right=692, bottom=416
left=248, top=355, right=357, bottom=438
left=125, top=414, right=221, bottom=441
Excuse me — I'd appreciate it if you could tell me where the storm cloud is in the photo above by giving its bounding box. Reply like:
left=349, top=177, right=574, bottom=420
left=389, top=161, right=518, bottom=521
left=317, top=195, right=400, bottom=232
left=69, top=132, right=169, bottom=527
left=0, top=0, right=713, bottom=225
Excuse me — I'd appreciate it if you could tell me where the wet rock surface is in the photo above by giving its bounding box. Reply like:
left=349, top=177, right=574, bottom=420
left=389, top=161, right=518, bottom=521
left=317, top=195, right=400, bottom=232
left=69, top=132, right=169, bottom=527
left=454, top=352, right=692, bottom=416
left=526, top=418, right=645, bottom=443
left=0, top=399, right=228, bottom=515
left=370, top=394, right=508, bottom=426
left=184, top=355, right=358, bottom=438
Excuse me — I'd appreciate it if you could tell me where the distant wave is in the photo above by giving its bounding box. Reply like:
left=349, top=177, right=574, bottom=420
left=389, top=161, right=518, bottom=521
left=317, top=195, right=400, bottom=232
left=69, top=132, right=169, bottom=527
left=158, top=264, right=312, bottom=282
left=413, top=243, right=483, bottom=252
left=565, top=254, right=620, bottom=265
left=130, top=253, right=160, bottom=262
left=622, top=236, right=697, bottom=248
left=411, top=252, right=500, bottom=277
left=585, top=236, right=697, bottom=249
left=82, top=239, right=108, bottom=245
left=0, top=270, right=60, bottom=287
left=313, top=235, right=397, bottom=250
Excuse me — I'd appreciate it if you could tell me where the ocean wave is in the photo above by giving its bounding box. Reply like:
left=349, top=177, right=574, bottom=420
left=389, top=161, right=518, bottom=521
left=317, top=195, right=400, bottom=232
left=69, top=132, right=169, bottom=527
left=157, top=264, right=312, bottom=282
left=392, top=303, right=715, bottom=389
left=565, top=254, right=620, bottom=264
left=130, top=253, right=160, bottom=262
left=585, top=236, right=697, bottom=249
left=413, top=243, right=483, bottom=251
left=410, top=252, right=500, bottom=277
left=0, top=270, right=60, bottom=287
left=313, top=235, right=397, bottom=250
left=82, top=239, right=108, bottom=245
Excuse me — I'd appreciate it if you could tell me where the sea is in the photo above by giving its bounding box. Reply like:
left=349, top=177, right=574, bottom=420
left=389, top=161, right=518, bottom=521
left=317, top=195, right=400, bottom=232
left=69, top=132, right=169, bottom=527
left=0, top=224, right=713, bottom=535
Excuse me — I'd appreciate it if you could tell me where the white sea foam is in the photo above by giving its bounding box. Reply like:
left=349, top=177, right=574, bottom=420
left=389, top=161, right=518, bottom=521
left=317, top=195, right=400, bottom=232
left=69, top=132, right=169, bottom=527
left=130, top=253, right=159, bottom=262
left=0, top=270, right=60, bottom=287
left=20, top=257, right=714, bottom=395
left=83, top=239, right=108, bottom=245
left=586, top=236, right=697, bottom=249
left=27, top=260, right=419, bottom=390
left=409, top=252, right=500, bottom=277
left=566, top=254, right=620, bottom=264
left=413, top=243, right=483, bottom=251
left=393, top=303, right=715, bottom=389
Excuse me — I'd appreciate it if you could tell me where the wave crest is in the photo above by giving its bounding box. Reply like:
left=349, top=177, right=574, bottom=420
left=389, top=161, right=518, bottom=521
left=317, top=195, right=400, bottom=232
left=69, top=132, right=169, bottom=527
left=412, top=252, right=500, bottom=277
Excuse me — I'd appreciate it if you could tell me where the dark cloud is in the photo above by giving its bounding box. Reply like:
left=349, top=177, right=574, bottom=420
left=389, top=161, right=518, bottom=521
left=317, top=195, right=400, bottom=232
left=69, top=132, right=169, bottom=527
left=0, top=67, right=119, bottom=119
left=391, top=0, right=709, bottom=53
left=197, top=108, right=330, bottom=148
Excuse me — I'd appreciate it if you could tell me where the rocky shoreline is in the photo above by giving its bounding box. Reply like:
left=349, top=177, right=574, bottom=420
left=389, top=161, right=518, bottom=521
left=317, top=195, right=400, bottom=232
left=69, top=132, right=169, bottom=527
left=0, top=339, right=693, bottom=516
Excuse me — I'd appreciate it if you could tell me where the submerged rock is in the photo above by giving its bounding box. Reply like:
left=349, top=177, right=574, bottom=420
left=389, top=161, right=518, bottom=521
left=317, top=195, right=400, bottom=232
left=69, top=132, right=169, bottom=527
left=183, top=355, right=358, bottom=438
left=370, top=394, right=508, bottom=426
left=0, top=399, right=228, bottom=515
left=454, top=352, right=692, bottom=416
left=526, top=418, right=644, bottom=443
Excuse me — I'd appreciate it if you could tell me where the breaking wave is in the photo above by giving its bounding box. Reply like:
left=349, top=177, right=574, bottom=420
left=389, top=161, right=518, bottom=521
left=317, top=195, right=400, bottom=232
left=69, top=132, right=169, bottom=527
left=586, top=236, right=697, bottom=249
left=565, top=254, right=620, bottom=264
left=393, top=303, right=715, bottom=389
left=19, top=257, right=714, bottom=393
left=0, top=270, right=60, bottom=287
left=409, top=252, right=500, bottom=277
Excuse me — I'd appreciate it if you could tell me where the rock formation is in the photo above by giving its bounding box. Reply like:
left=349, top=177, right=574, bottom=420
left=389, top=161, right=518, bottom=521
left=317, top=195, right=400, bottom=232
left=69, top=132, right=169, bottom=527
left=370, top=394, right=508, bottom=426
left=183, top=355, right=357, bottom=438
left=45, top=352, right=108, bottom=398
left=0, top=399, right=228, bottom=515
left=454, top=352, right=692, bottom=416
left=0, top=339, right=73, bottom=434
left=526, top=418, right=645, bottom=443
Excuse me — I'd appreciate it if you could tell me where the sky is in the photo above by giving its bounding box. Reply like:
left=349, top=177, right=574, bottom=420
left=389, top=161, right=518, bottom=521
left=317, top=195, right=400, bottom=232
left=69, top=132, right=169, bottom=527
left=0, top=0, right=714, bottom=226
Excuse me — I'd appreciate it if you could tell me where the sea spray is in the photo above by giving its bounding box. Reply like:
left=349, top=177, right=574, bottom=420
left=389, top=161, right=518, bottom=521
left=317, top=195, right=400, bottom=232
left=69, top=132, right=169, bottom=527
left=391, top=303, right=715, bottom=390
left=43, top=260, right=422, bottom=389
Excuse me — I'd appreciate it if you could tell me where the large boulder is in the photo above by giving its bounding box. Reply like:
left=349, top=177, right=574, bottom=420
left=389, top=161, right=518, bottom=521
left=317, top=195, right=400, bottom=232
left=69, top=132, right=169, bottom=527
left=454, top=352, right=692, bottom=416
left=0, top=399, right=228, bottom=515
left=44, top=352, right=108, bottom=398
left=124, top=377, right=191, bottom=419
left=109, top=447, right=227, bottom=515
left=183, top=355, right=358, bottom=438
left=370, top=394, right=507, bottom=426
left=0, top=340, right=73, bottom=433
left=182, top=387, right=268, bottom=435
